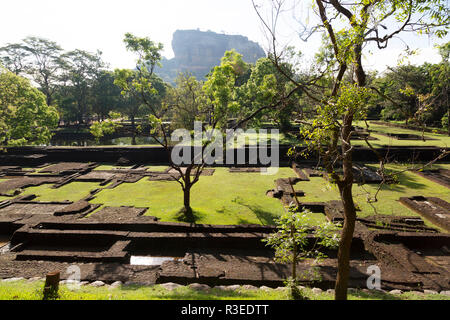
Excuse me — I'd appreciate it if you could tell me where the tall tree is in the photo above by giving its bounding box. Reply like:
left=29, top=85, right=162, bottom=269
left=0, top=67, right=59, bottom=146
left=59, top=49, right=105, bottom=124
left=430, top=42, right=450, bottom=134
left=375, top=65, right=431, bottom=124
left=115, top=33, right=202, bottom=219
left=166, top=72, right=207, bottom=130
left=91, top=70, right=123, bottom=121
left=22, top=36, right=64, bottom=106
left=114, top=68, right=166, bottom=142
left=253, top=0, right=449, bottom=300
left=203, top=50, right=249, bottom=128
left=0, top=43, right=30, bottom=75
left=239, top=55, right=303, bottom=132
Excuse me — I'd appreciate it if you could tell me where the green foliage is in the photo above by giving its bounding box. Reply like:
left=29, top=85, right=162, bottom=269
left=114, top=33, right=166, bottom=133
left=372, top=63, right=447, bottom=126
left=238, top=56, right=301, bottom=131
left=0, top=68, right=59, bottom=146
left=263, top=208, right=340, bottom=266
left=91, top=71, right=124, bottom=120
left=442, top=114, right=449, bottom=130
left=123, top=33, right=163, bottom=73
left=300, top=84, right=372, bottom=150
left=0, top=43, right=29, bottom=75
left=203, top=50, right=248, bottom=128
left=0, top=36, right=64, bottom=106
left=59, top=49, right=105, bottom=123
left=263, top=207, right=340, bottom=299
left=166, top=73, right=207, bottom=129
left=89, top=111, right=122, bottom=140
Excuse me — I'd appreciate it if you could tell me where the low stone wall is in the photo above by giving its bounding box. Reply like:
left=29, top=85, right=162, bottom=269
left=2, top=145, right=448, bottom=165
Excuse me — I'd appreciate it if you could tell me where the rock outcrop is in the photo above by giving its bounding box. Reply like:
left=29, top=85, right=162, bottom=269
left=156, top=29, right=265, bottom=83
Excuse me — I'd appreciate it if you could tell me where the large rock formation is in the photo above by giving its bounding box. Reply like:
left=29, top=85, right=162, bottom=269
left=156, top=29, right=266, bottom=83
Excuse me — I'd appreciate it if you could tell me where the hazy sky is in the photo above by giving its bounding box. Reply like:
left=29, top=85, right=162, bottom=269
left=1, top=0, right=448, bottom=73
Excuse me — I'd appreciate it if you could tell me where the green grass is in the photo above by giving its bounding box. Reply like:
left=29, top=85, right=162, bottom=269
left=0, top=280, right=448, bottom=300
left=7, top=162, right=450, bottom=227
left=351, top=121, right=450, bottom=148
left=299, top=164, right=450, bottom=218
left=280, top=121, right=450, bottom=148
left=90, top=167, right=329, bottom=225
left=21, top=182, right=101, bottom=202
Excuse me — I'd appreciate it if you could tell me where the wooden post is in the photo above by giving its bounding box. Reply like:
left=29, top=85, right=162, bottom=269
left=43, top=271, right=60, bottom=300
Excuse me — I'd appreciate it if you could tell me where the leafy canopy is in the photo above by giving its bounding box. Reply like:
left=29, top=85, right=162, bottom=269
left=0, top=68, right=58, bottom=146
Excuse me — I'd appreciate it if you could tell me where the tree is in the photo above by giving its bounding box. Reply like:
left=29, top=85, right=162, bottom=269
left=89, top=111, right=122, bottom=142
left=203, top=50, right=247, bottom=128
left=22, top=36, right=64, bottom=106
left=91, top=70, right=123, bottom=121
left=239, top=55, right=303, bottom=132
left=0, top=68, right=58, bottom=146
left=376, top=65, right=431, bottom=124
left=59, top=49, right=105, bottom=124
left=114, top=68, right=166, bottom=143
left=166, top=72, right=207, bottom=130
left=115, top=33, right=206, bottom=220
left=429, top=42, right=449, bottom=134
left=0, top=37, right=64, bottom=107
left=0, top=43, right=29, bottom=75
left=263, top=207, right=340, bottom=299
left=253, top=0, right=449, bottom=300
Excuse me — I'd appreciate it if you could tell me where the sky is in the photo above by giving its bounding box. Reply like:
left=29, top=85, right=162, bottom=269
left=0, top=0, right=448, bottom=73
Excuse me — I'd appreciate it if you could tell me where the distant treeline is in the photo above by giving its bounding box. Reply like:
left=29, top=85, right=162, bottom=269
left=1, top=37, right=449, bottom=134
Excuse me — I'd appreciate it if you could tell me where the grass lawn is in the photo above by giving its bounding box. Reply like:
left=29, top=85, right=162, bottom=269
left=352, top=121, right=450, bottom=148
left=0, top=280, right=448, bottom=300
left=90, top=167, right=325, bottom=225
left=299, top=163, right=450, bottom=224
left=21, top=182, right=101, bottom=202
left=11, top=163, right=450, bottom=227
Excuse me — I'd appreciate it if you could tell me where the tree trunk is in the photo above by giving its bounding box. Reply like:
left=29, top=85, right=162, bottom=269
left=334, top=115, right=357, bottom=300
left=131, top=115, right=136, bottom=145
left=334, top=180, right=357, bottom=300
left=131, top=114, right=135, bottom=133
left=183, top=186, right=192, bottom=215
left=183, top=167, right=194, bottom=221
left=45, top=91, right=52, bottom=107
left=291, top=224, right=297, bottom=280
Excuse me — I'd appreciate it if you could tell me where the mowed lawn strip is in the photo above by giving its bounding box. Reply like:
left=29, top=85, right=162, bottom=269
left=0, top=280, right=448, bottom=300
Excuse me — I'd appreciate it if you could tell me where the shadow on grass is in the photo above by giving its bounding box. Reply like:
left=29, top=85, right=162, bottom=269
left=234, top=200, right=278, bottom=225
left=363, top=167, right=429, bottom=193
left=215, top=206, right=256, bottom=225
left=173, top=208, right=205, bottom=224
